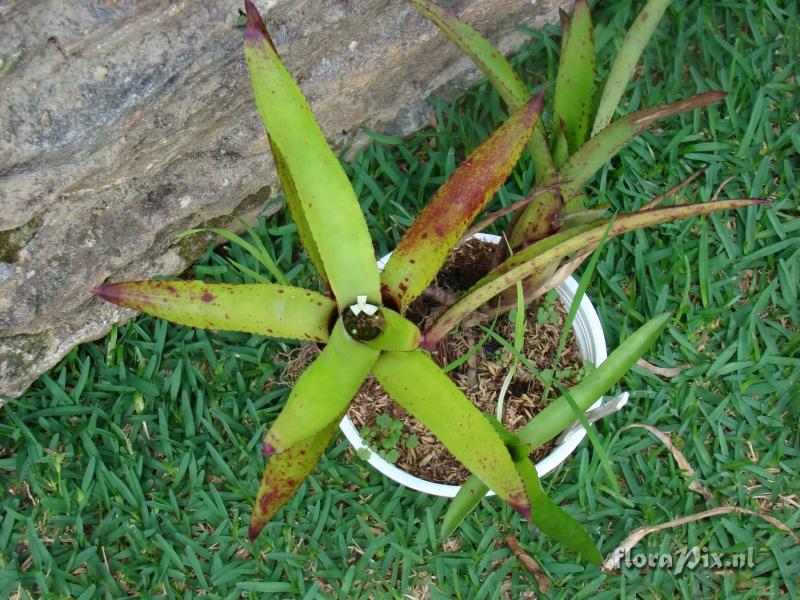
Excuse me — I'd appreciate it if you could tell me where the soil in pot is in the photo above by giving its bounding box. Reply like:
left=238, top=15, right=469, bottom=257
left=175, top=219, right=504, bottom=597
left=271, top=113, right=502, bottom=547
left=281, top=239, right=585, bottom=485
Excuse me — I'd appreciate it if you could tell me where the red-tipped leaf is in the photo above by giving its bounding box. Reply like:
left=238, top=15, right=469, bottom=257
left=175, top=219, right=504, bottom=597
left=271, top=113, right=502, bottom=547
left=249, top=415, right=342, bottom=542
left=92, top=280, right=336, bottom=343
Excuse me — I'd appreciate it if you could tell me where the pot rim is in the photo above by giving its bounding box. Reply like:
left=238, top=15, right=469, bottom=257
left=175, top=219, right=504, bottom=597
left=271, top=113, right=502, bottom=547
left=338, top=232, right=608, bottom=497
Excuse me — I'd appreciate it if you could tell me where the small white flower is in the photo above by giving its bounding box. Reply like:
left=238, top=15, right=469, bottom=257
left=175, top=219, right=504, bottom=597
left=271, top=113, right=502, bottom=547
left=350, top=295, right=378, bottom=316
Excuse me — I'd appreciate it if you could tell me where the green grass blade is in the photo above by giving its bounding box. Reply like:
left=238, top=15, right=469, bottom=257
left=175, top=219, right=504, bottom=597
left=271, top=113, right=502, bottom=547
left=496, top=281, right=526, bottom=421
left=92, top=281, right=335, bottom=343
left=553, top=1, right=595, bottom=158
left=372, top=350, right=530, bottom=517
left=561, top=91, right=726, bottom=202
left=559, top=387, right=628, bottom=504
left=441, top=313, right=496, bottom=374
left=381, top=95, right=543, bottom=312
left=244, top=1, right=379, bottom=309
left=516, top=457, right=602, bottom=564
left=249, top=414, right=342, bottom=542
left=591, top=0, right=671, bottom=135
left=177, top=226, right=287, bottom=284
left=443, top=312, right=672, bottom=534
left=262, top=320, right=378, bottom=454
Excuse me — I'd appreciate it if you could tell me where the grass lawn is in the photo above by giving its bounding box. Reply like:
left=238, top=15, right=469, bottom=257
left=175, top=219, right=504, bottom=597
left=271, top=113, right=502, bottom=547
left=1, top=0, right=798, bottom=597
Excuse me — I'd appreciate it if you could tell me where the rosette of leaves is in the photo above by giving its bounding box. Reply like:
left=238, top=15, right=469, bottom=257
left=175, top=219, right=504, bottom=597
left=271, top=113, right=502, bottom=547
left=93, top=1, right=764, bottom=562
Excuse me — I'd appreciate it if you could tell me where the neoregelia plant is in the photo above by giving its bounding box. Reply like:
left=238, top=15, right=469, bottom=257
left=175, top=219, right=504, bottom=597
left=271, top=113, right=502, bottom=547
left=92, top=1, right=765, bottom=562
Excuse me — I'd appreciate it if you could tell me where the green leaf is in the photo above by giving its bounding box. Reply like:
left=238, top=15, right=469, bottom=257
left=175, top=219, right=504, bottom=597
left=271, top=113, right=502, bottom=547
left=262, top=320, right=379, bottom=454
left=177, top=224, right=287, bottom=284
left=553, top=1, right=595, bottom=158
left=591, top=0, right=671, bottom=135
left=92, top=281, right=336, bottom=343
left=381, top=95, right=543, bottom=312
left=243, top=1, right=379, bottom=309
left=516, top=315, right=670, bottom=449
left=371, top=350, right=530, bottom=517
left=551, top=117, right=570, bottom=169
left=441, top=475, right=487, bottom=539
left=425, top=197, right=763, bottom=344
left=560, top=91, right=726, bottom=202
left=249, top=414, right=342, bottom=541
left=408, top=0, right=528, bottom=109
left=442, top=312, right=672, bottom=537
left=269, top=138, right=329, bottom=286
left=516, top=457, right=602, bottom=564
left=363, top=308, right=421, bottom=352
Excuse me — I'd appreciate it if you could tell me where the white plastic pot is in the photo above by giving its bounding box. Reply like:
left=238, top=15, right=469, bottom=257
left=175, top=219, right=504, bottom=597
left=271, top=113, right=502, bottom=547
left=338, top=233, right=608, bottom=497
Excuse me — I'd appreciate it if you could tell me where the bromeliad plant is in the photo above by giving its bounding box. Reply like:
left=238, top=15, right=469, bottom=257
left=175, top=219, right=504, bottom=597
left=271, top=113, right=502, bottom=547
left=93, top=1, right=764, bottom=562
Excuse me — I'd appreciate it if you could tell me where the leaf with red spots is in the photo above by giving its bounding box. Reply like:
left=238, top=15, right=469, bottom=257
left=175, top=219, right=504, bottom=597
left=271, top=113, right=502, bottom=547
left=243, top=0, right=379, bottom=310
left=262, top=320, right=379, bottom=454
left=424, top=197, right=767, bottom=345
left=92, top=280, right=335, bottom=343
left=371, top=350, right=530, bottom=518
left=552, top=0, right=595, bottom=163
left=380, top=94, right=543, bottom=313
left=249, top=413, right=342, bottom=542
left=408, top=0, right=529, bottom=110
left=592, top=0, right=671, bottom=135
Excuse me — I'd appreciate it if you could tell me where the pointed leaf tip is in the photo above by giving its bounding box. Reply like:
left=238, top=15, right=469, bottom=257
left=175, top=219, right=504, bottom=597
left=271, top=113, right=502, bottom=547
left=534, top=87, right=546, bottom=105
left=511, top=501, right=532, bottom=522
left=92, top=283, right=123, bottom=304
left=248, top=525, right=261, bottom=543
left=243, top=0, right=276, bottom=51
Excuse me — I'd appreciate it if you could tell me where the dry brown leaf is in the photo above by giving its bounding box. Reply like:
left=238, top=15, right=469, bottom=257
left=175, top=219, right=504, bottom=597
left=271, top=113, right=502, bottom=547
left=622, top=424, right=713, bottom=501
left=635, top=358, right=685, bottom=378
left=602, top=506, right=800, bottom=571
left=505, top=535, right=550, bottom=593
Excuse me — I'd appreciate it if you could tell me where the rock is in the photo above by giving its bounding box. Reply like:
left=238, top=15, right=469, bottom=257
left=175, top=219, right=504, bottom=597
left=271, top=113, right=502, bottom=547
left=0, top=0, right=564, bottom=398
